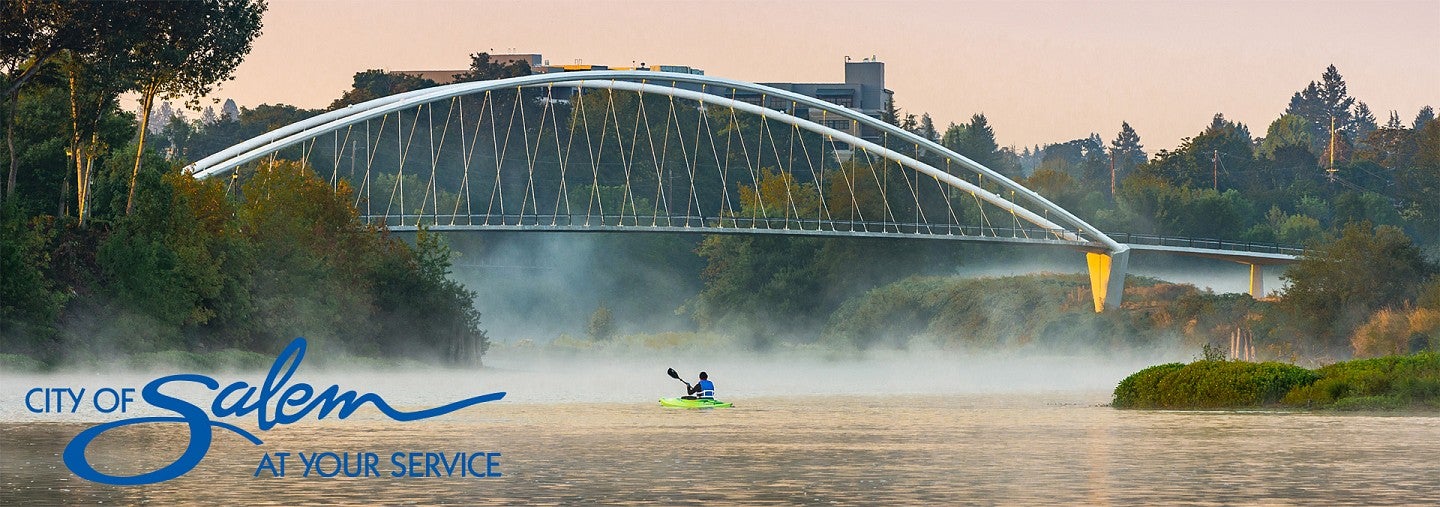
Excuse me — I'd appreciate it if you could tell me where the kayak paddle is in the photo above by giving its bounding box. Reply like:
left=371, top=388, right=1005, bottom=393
left=667, top=367, right=691, bottom=388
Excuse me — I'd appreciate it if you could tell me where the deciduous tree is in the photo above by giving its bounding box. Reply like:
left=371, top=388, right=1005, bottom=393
left=125, top=0, right=265, bottom=215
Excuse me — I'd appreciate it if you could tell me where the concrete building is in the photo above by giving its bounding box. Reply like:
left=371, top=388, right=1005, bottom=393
left=745, top=57, right=892, bottom=147
left=393, top=55, right=892, bottom=149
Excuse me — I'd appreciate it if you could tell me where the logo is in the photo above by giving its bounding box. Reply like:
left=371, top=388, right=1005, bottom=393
left=61, top=337, right=506, bottom=486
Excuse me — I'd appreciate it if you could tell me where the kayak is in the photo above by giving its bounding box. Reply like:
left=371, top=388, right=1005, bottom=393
left=659, top=397, right=733, bottom=409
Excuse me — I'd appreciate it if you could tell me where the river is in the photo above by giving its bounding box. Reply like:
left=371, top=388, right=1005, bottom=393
left=2, top=355, right=1439, bottom=505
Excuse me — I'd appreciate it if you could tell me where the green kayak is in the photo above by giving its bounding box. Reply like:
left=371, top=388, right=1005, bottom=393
left=659, top=397, right=733, bottom=409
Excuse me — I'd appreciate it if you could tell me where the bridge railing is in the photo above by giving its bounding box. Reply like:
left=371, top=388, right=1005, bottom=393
left=355, top=213, right=1305, bottom=255
left=358, top=213, right=1082, bottom=242
left=1105, top=231, right=1305, bottom=255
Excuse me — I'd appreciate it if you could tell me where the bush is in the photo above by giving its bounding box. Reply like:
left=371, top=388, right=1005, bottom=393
left=1284, top=352, right=1440, bottom=408
left=1113, top=360, right=1318, bottom=409
left=1112, top=362, right=1184, bottom=408
left=1118, top=351, right=1440, bottom=411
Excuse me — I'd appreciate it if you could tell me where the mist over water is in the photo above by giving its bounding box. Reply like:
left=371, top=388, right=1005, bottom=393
left=0, top=344, right=1193, bottom=424
left=440, top=231, right=704, bottom=341
left=437, top=231, right=1280, bottom=347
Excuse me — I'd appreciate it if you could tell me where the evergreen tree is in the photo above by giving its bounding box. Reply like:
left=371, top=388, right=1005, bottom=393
left=940, top=122, right=961, bottom=149
left=918, top=113, right=937, bottom=142
left=1386, top=110, right=1404, bottom=129
left=900, top=112, right=918, bottom=133
left=1352, top=101, right=1378, bottom=140
left=881, top=96, right=900, bottom=126
left=221, top=98, right=239, bottom=120
left=150, top=101, right=174, bottom=134
left=1285, top=65, right=1356, bottom=151
left=1415, top=106, right=1435, bottom=130
left=1110, top=121, right=1146, bottom=171
left=960, top=115, right=998, bottom=164
left=199, top=105, right=218, bottom=126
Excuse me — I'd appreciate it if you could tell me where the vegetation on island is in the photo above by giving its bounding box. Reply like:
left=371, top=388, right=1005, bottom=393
left=1113, top=351, right=1440, bottom=411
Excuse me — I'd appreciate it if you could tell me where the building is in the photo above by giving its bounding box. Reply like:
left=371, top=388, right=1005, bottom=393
left=746, top=57, right=892, bottom=148
left=391, top=54, right=545, bottom=84
left=393, top=55, right=891, bottom=150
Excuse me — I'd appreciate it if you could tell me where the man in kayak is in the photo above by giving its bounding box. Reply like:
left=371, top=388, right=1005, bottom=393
left=687, top=372, right=715, bottom=399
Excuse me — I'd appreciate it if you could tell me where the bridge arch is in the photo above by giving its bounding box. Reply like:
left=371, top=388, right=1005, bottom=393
left=188, top=71, right=1136, bottom=308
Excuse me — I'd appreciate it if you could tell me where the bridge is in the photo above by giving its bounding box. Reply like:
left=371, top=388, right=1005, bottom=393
left=186, top=70, right=1299, bottom=311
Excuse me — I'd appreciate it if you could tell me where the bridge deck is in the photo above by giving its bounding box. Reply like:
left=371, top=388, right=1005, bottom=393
left=368, top=214, right=1301, bottom=264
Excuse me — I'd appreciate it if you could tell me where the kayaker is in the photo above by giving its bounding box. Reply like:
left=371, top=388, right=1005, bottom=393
left=687, top=372, right=715, bottom=399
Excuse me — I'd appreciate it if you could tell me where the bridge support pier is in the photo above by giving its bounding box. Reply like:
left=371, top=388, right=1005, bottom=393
left=1086, top=247, right=1130, bottom=312
left=1248, top=263, right=1264, bottom=299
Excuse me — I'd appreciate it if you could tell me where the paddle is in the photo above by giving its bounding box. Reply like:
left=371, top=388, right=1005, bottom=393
left=667, top=367, right=691, bottom=389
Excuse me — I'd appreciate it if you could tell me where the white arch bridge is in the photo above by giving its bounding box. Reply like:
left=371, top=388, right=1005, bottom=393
left=187, top=71, right=1297, bottom=311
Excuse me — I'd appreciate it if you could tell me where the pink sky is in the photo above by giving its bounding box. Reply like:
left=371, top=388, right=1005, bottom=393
left=212, top=0, right=1439, bottom=150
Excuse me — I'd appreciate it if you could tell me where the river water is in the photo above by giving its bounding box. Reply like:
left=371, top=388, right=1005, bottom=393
left=3, top=356, right=1439, bottom=505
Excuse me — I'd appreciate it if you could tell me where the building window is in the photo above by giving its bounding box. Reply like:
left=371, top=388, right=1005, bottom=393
left=822, top=95, right=854, bottom=108
left=822, top=119, right=852, bottom=132
left=767, top=97, right=788, bottom=111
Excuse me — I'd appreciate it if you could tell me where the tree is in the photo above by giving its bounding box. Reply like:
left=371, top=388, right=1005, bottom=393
left=221, top=98, right=239, bottom=120
left=56, top=2, right=152, bottom=223
left=199, top=105, right=218, bottom=126
left=1110, top=121, right=1146, bottom=176
left=1140, top=114, right=1253, bottom=190
left=900, top=112, right=918, bottom=133
left=1386, top=110, right=1404, bottom=129
left=150, top=101, right=174, bottom=133
left=451, top=52, right=532, bottom=83
left=586, top=306, right=615, bottom=341
left=1415, top=106, right=1435, bottom=131
left=1284, top=65, right=1356, bottom=153
left=881, top=96, right=900, bottom=126
left=918, top=113, right=937, bottom=142
left=942, top=114, right=1012, bottom=176
left=125, top=0, right=266, bottom=215
left=1280, top=222, right=1435, bottom=352
left=1040, top=134, right=1109, bottom=189
left=329, top=69, right=438, bottom=109
left=1352, top=101, right=1378, bottom=140
left=1258, top=114, right=1313, bottom=159
left=1396, top=121, right=1440, bottom=242
left=3, top=1, right=141, bottom=203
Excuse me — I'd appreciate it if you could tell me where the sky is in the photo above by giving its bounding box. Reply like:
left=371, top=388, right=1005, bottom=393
left=210, top=0, right=1440, bottom=151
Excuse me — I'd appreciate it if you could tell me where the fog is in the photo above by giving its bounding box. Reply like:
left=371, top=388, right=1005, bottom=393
left=442, top=231, right=704, bottom=342
left=0, top=344, right=1195, bottom=423
left=440, top=232, right=1284, bottom=346
left=1, top=231, right=1258, bottom=421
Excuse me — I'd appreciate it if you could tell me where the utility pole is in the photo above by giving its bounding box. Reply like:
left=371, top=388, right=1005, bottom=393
left=1109, top=149, right=1116, bottom=199
left=1326, top=115, right=1338, bottom=183
left=1212, top=149, right=1218, bottom=191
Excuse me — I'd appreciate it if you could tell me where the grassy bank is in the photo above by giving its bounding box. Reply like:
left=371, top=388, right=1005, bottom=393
left=1113, top=352, right=1440, bottom=410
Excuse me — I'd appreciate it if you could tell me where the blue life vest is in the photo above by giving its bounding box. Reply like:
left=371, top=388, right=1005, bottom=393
left=696, top=379, right=715, bottom=398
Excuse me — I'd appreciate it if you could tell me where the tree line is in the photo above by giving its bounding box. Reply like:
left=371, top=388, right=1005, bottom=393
left=1, top=2, right=492, bottom=366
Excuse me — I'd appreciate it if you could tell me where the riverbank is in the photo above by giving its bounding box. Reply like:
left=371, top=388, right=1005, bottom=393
left=1112, top=352, right=1440, bottom=410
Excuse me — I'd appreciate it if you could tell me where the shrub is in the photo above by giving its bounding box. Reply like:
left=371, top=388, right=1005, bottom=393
left=1113, top=360, right=1318, bottom=409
